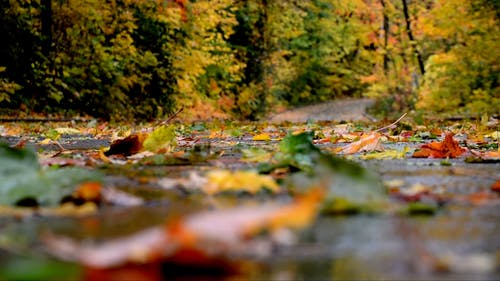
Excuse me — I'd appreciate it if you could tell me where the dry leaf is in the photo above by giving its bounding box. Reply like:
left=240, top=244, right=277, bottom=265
left=105, top=133, right=148, bottom=156
left=412, top=133, right=466, bottom=158
left=339, top=132, right=382, bottom=154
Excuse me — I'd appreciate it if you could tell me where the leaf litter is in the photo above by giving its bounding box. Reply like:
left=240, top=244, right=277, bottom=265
left=0, top=114, right=499, bottom=279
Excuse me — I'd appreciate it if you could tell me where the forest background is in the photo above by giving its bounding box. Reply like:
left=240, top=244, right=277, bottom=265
left=0, top=0, right=498, bottom=121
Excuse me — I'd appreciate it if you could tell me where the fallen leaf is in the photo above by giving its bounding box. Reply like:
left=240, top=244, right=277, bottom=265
left=54, top=127, right=82, bottom=135
left=241, top=147, right=272, bottom=162
left=73, top=182, right=102, bottom=202
left=252, top=133, right=271, bottom=141
left=412, top=133, right=466, bottom=158
left=204, top=170, right=280, bottom=195
left=339, top=132, right=382, bottom=154
left=105, top=133, right=148, bottom=156
left=43, top=190, right=323, bottom=268
left=491, top=180, right=500, bottom=192
left=361, top=147, right=409, bottom=160
left=143, top=125, right=177, bottom=153
left=484, top=131, right=499, bottom=141
left=466, top=191, right=499, bottom=206
left=0, top=142, right=102, bottom=206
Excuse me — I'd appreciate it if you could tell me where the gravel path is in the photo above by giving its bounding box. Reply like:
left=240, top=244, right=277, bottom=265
left=269, top=98, right=375, bottom=122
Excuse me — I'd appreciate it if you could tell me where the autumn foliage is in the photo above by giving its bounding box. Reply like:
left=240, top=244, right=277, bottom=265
left=0, top=0, right=498, bottom=120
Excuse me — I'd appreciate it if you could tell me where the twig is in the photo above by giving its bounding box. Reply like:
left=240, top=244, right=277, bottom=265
left=375, top=112, right=407, bottom=132
left=51, top=140, right=66, bottom=157
left=362, top=112, right=378, bottom=122
left=159, top=107, right=184, bottom=126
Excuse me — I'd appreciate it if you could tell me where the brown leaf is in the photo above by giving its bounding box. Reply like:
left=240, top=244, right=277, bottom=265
left=491, top=180, right=500, bottom=193
left=412, top=133, right=466, bottom=158
left=105, top=133, right=148, bottom=156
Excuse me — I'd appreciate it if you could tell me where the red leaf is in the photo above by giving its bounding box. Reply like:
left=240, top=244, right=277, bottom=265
left=412, top=133, right=466, bottom=158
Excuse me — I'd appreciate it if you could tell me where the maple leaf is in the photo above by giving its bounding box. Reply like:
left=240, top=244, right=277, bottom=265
left=338, top=132, right=382, bottom=154
left=412, top=133, right=466, bottom=158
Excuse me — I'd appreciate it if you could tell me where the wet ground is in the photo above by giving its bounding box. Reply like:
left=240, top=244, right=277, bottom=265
left=0, top=130, right=499, bottom=280
left=269, top=98, right=375, bottom=123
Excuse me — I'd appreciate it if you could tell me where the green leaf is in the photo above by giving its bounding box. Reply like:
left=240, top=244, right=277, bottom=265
left=0, top=256, right=81, bottom=281
left=0, top=142, right=102, bottom=206
left=270, top=132, right=387, bottom=209
left=142, top=125, right=177, bottom=153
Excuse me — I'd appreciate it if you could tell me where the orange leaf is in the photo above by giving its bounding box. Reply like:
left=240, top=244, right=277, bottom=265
left=492, top=180, right=500, bottom=193
left=412, top=133, right=466, bottom=158
left=339, top=132, right=382, bottom=154
left=73, top=182, right=102, bottom=201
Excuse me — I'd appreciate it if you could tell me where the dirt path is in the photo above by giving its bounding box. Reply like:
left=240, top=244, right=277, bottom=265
left=269, top=98, right=375, bottom=122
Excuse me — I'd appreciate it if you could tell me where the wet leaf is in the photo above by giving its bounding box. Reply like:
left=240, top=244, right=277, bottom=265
left=73, top=182, right=102, bottom=202
left=412, top=133, right=466, bottom=158
left=105, top=133, right=148, bottom=156
left=339, top=132, right=382, bottom=154
left=241, top=147, right=272, bottom=162
left=0, top=256, right=81, bottom=281
left=143, top=125, right=177, bottom=153
left=360, top=147, right=409, bottom=160
left=491, top=180, right=500, bottom=193
left=43, top=190, right=323, bottom=268
left=0, top=142, right=102, bottom=206
left=401, top=202, right=438, bottom=216
left=54, top=127, right=82, bottom=135
left=204, top=170, right=280, bottom=195
left=252, top=133, right=271, bottom=141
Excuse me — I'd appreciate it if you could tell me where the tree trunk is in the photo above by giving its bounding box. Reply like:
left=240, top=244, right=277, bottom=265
left=401, top=0, right=425, bottom=75
left=41, top=0, right=52, bottom=58
left=380, top=0, right=390, bottom=74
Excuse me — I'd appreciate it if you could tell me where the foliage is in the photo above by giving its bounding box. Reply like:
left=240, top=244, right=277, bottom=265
left=0, top=0, right=497, bottom=119
left=416, top=0, right=500, bottom=115
left=0, top=142, right=102, bottom=206
left=1, top=0, right=178, bottom=120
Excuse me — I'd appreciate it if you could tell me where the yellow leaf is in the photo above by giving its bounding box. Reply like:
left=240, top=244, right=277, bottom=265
left=39, top=138, right=52, bottom=145
left=204, top=170, right=279, bottom=195
left=361, top=147, right=409, bottom=160
left=252, top=133, right=271, bottom=141
left=241, top=147, right=272, bottom=162
left=484, top=131, right=499, bottom=141
left=55, top=127, right=81, bottom=135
